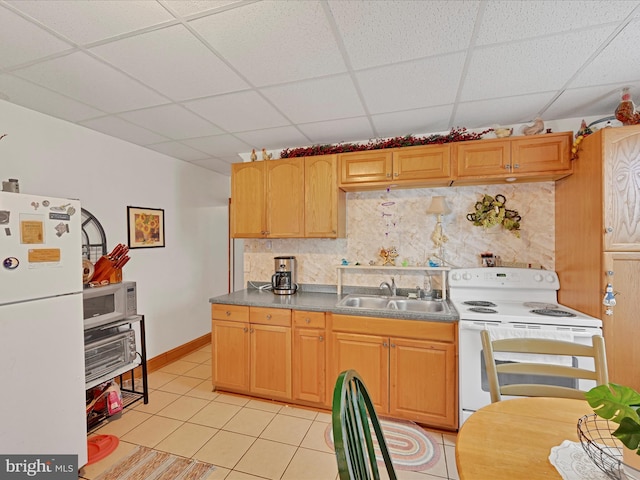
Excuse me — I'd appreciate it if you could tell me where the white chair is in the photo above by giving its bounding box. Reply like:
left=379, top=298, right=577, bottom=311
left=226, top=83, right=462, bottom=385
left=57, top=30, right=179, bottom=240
left=480, top=330, right=609, bottom=403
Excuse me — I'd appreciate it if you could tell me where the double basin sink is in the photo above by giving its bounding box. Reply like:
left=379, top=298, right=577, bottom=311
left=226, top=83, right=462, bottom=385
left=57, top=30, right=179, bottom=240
left=336, top=294, right=449, bottom=314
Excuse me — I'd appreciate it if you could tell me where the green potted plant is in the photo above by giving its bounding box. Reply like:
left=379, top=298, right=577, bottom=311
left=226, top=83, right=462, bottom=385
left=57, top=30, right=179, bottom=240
left=586, top=383, right=640, bottom=473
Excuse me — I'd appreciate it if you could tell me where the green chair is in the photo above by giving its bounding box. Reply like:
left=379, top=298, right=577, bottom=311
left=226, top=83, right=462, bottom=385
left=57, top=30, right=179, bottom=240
left=332, top=370, right=397, bottom=480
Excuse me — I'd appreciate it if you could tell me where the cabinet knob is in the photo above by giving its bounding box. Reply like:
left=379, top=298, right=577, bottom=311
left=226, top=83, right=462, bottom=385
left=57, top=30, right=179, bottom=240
left=305, top=318, right=311, bottom=324
left=390, top=343, right=396, bottom=348
left=250, top=328, right=254, bottom=333
left=225, top=311, right=231, bottom=316
left=383, top=342, right=389, bottom=347
left=266, top=314, right=272, bottom=320
left=605, top=227, right=614, bottom=233
left=386, top=173, right=391, bottom=178
left=243, top=327, right=248, bottom=333
left=319, top=335, right=324, bottom=342
left=394, top=172, right=399, bottom=177
left=513, top=163, right=520, bottom=169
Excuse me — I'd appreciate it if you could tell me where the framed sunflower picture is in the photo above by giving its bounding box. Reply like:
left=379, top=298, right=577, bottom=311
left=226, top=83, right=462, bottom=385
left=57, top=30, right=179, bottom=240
left=127, top=206, right=165, bottom=249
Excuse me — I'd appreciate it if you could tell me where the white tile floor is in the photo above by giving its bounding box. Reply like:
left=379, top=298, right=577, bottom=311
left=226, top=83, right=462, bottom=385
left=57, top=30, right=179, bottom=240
left=80, top=344, right=459, bottom=479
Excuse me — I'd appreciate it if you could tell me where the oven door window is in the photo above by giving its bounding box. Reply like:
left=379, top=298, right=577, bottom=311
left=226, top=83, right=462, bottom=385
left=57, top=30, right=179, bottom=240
left=83, top=294, right=116, bottom=320
left=479, top=353, right=579, bottom=392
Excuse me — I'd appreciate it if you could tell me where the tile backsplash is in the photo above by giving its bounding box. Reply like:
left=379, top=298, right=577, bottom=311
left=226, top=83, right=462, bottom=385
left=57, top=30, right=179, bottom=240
left=244, top=182, right=555, bottom=290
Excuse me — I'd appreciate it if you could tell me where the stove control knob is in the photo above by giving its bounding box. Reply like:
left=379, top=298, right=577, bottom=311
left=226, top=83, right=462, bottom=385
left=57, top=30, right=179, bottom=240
left=546, top=274, right=556, bottom=283
left=450, top=272, right=461, bottom=281
left=533, top=273, right=543, bottom=282
left=462, top=272, right=472, bottom=280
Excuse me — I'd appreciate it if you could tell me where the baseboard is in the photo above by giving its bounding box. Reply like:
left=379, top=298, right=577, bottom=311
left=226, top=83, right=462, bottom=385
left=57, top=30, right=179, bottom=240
left=130, top=333, right=211, bottom=378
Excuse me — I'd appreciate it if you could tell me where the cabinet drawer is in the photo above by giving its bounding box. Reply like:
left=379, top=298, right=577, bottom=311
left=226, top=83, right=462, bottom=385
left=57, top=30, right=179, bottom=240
left=293, top=310, right=326, bottom=328
left=250, top=307, right=291, bottom=327
left=212, top=304, right=249, bottom=322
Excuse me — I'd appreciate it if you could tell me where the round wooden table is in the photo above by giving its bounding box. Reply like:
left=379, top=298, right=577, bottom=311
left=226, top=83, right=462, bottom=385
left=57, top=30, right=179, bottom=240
left=455, top=397, right=594, bottom=480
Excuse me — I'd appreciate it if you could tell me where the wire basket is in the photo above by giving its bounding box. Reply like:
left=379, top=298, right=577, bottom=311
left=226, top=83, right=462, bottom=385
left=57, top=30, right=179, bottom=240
left=577, top=414, right=640, bottom=480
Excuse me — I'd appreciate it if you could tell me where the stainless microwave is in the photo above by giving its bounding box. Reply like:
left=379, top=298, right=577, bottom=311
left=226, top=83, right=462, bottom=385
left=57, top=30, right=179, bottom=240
left=83, top=281, right=137, bottom=330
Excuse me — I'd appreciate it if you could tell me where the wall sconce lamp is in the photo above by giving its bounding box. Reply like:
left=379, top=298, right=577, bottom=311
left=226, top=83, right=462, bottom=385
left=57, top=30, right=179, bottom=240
left=426, top=196, right=451, bottom=265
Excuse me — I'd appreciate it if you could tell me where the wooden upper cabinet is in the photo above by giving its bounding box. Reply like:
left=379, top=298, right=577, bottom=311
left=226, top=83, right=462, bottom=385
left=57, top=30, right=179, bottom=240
left=603, top=127, right=640, bottom=251
left=453, top=131, right=573, bottom=184
left=266, top=158, right=305, bottom=237
left=305, top=155, right=346, bottom=238
left=231, top=162, right=266, bottom=238
left=339, top=145, right=451, bottom=190
left=339, top=150, right=393, bottom=186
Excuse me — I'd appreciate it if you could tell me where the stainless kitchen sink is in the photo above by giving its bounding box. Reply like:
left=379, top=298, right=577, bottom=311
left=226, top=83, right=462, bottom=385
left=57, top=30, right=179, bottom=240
left=336, top=294, right=449, bottom=314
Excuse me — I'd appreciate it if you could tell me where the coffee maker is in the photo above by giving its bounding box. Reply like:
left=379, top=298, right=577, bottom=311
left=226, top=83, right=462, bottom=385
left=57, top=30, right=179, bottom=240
left=271, top=256, right=297, bottom=295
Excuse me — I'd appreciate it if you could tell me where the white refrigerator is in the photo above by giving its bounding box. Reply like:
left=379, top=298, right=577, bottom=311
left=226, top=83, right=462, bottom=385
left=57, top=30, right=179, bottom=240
left=0, top=191, right=88, bottom=467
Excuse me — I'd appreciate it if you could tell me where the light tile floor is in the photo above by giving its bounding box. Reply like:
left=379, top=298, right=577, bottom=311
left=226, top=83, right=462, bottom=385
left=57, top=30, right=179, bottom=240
left=80, top=344, right=459, bottom=480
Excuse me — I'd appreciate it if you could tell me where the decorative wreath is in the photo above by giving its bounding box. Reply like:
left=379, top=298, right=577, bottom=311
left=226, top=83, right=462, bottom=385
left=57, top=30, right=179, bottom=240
left=466, top=194, right=521, bottom=237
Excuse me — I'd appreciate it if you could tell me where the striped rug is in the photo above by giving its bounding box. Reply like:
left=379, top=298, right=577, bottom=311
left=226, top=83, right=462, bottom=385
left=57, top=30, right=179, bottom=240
left=325, top=417, right=441, bottom=471
left=95, top=446, right=216, bottom=480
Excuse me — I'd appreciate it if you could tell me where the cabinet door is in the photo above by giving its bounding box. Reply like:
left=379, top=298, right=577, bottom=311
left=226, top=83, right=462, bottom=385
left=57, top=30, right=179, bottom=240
left=339, top=151, right=393, bottom=186
left=603, top=126, right=640, bottom=251
left=511, top=132, right=571, bottom=174
left=293, top=326, right=326, bottom=404
left=603, top=252, right=640, bottom=393
left=392, top=145, right=451, bottom=184
left=250, top=323, right=292, bottom=399
left=305, top=155, right=345, bottom=238
left=212, top=320, right=250, bottom=392
left=231, top=162, right=266, bottom=238
left=453, top=139, right=510, bottom=178
left=330, top=332, right=389, bottom=412
left=266, top=158, right=304, bottom=237
left=389, top=337, right=457, bottom=428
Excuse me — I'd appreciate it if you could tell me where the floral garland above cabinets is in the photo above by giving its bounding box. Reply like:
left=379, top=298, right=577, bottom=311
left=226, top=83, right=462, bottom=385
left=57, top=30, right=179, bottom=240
left=466, top=194, right=522, bottom=237
left=279, top=127, right=493, bottom=158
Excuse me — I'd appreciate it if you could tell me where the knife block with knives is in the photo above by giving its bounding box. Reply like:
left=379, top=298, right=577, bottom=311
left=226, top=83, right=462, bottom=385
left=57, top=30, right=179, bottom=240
left=92, top=243, right=130, bottom=284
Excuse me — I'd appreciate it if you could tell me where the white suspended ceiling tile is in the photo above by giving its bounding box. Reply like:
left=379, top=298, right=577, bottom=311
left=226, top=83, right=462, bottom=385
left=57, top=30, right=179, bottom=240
left=357, top=53, right=466, bottom=114
left=0, top=7, right=73, bottom=68
left=182, top=134, right=253, bottom=157
left=543, top=84, right=636, bottom=121
left=190, top=157, right=233, bottom=175
left=453, top=92, right=557, bottom=129
left=261, top=75, right=365, bottom=124
left=476, top=1, right=639, bottom=46
left=189, top=0, right=347, bottom=87
left=297, top=117, right=375, bottom=145
left=184, top=91, right=289, bottom=133
left=570, top=19, right=640, bottom=88
left=0, top=74, right=103, bottom=122
left=460, top=25, right=614, bottom=102
left=328, top=0, right=480, bottom=70
left=163, top=0, right=246, bottom=17
left=145, top=141, right=211, bottom=162
left=13, top=51, right=168, bottom=113
left=79, top=116, right=170, bottom=146
left=90, top=24, right=248, bottom=102
left=118, top=104, right=222, bottom=140
left=371, top=105, right=454, bottom=139
left=5, top=0, right=175, bottom=45
left=234, top=126, right=310, bottom=151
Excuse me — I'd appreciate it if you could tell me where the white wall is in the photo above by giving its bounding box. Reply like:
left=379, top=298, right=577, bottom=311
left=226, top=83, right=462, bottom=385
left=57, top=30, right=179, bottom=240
left=1, top=100, right=230, bottom=358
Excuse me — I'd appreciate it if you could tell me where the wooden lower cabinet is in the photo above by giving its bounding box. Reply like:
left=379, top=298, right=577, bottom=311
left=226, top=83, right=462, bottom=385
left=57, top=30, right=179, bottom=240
left=211, top=319, right=250, bottom=391
left=292, top=311, right=326, bottom=404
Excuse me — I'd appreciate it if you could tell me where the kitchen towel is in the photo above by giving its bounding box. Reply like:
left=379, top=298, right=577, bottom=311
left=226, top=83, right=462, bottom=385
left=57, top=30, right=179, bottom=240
left=487, top=325, right=574, bottom=365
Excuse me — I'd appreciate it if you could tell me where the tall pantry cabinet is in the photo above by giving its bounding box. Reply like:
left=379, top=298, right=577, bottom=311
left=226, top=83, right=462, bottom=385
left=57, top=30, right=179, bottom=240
left=555, top=124, right=640, bottom=392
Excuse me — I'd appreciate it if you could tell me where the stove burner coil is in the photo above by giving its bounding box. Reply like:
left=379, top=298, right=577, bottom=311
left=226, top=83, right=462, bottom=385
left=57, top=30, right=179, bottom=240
left=524, top=302, right=559, bottom=309
left=530, top=309, right=577, bottom=317
left=468, top=307, right=498, bottom=314
left=463, top=301, right=497, bottom=307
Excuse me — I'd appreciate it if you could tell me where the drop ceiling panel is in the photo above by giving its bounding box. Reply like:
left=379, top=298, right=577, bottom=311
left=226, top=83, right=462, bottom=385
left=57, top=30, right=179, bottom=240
left=544, top=85, right=632, bottom=120
left=460, top=26, right=615, bottom=102
left=189, top=0, right=346, bottom=86
left=328, top=0, right=480, bottom=70
left=0, top=6, right=72, bottom=68
left=190, top=157, right=233, bottom=175
left=357, top=53, right=466, bottom=114
left=371, top=105, right=454, bottom=138
left=570, top=20, right=640, bottom=88
left=119, top=104, right=222, bottom=140
left=297, top=117, right=374, bottom=145
left=184, top=91, right=289, bottom=132
left=475, top=1, right=638, bottom=46
left=13, top=51, right=168, bottom=112
left=234, top=126, right=310, bottom=151
left=79, top=116, right=170, bottom=145
left=90, top=24, right=248, bottom=101
left=5, top=0, right=175, bottom=44
left=0, top=74, right=103, bottom=122
left=182, top=134, right=253, bottom=157
left=145, top=141, right=211, bottom=161
left=261, top=75, right=365, bottom=124
left=163, top=0, right=245, bottom=17
left=454, top=93, right=557, bottom=128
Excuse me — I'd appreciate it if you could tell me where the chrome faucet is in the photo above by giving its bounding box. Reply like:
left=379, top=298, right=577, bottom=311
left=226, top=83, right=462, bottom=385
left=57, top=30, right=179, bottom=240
left=379, top=277, right=396, bottom=296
